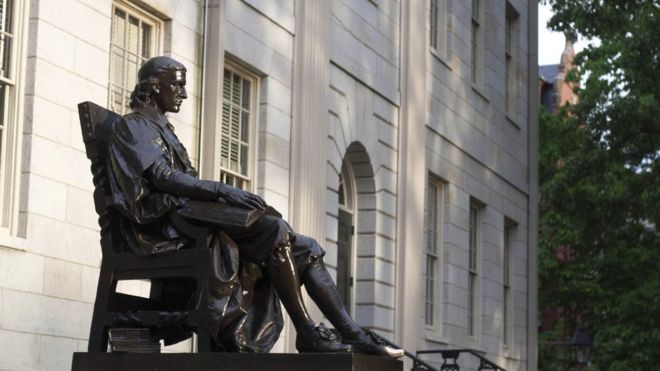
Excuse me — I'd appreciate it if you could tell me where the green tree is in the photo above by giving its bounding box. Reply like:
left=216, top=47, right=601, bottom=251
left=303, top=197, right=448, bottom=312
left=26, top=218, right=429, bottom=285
left=539, top=1, right=660, bottom=370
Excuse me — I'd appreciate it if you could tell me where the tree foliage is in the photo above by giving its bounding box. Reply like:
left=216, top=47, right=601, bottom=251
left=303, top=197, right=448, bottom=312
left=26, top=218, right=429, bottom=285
left=539, top=1, right=660, bottom=370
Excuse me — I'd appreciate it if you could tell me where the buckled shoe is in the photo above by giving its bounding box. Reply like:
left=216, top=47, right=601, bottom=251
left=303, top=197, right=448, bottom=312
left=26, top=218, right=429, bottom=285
left=343, top=329, right=404, bottom=358
left=296, top=323, right=353, bottom=353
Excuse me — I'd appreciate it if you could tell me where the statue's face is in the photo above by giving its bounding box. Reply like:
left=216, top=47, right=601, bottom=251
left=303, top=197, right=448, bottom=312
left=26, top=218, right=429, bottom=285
left=154, top=68, right=187, bottom=113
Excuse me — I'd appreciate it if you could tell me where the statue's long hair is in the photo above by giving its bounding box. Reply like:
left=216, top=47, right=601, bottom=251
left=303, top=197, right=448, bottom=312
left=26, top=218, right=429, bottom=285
left=129, top=77, right=160, bottom=110
left=129, top=56, right=186, bottom=110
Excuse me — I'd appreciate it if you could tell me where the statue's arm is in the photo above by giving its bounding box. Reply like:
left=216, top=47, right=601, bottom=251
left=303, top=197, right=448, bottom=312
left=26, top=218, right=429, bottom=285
left=215, top=182, right=267, bottom=210
left=146, top=158, right=219, bottom=200
left=145, top=159, right=267, bottom=209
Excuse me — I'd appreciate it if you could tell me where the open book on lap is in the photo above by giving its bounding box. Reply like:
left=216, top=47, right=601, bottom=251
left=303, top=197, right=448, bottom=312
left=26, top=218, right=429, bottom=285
left=177, top=199, right=282, bottom=229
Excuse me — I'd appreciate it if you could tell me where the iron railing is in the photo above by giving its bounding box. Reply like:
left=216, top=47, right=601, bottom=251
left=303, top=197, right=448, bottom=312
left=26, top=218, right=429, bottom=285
left=369, top=331, right=505, bottom=371
left=415, top=349, right=506, bottom=371
left=368, top=331, right=438, bottom=371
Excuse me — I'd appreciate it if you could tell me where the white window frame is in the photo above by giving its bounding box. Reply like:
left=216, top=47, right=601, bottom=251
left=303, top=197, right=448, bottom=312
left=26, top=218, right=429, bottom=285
left=424, top=176, right=446, bottom=338
left=467, top=199, right=482, bottom=340
left=108, top=0, right=161, bottom=114
left=470, top=0, right=484, bottom=87
left=505, top=3, right=519, bottom=116
left=0, top=0, right=28, bottom=236
left=429, top=0, right=449, bottom=61
left=219, top=62, right=260, bottom=192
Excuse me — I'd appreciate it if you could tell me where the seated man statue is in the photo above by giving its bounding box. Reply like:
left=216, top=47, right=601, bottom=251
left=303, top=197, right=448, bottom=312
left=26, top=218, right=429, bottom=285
left=107, top=55, right=403, bottom=357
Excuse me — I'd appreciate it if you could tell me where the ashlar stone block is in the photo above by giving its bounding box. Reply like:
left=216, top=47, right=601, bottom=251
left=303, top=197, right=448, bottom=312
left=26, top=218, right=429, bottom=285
left=78, top=339, right=89, bottom=352
left=170, top=22, right=198, bottom=67
left=355, top=305, right=394, bottom=331
left=81, top=265, right=100, bottom=303
left=244, top=0, right=295, bottom=33
left=263, top=79, right=292, bottom=116
left=27, top=174, right=67, bottom=220
left=27, top=135, right=93, bottom=190
left=227, top=0, right=293, bottom=57
left=374, top=166, right=397, bottom=194
left=355, top=257, right=395, bottom=285
left=262, top=162, right=290, bottom=198
left=66, top=187, right=100, bottom=230
left=1, top=290, right=92, bottom=339
left=34, top=20, right=76, bottom=72
left=116, top=279, right=152, bottom=298
left=375, top=189, right=396, bottom=218
left=74, top=38, right=110, bottom=85
left=162, top=338, right=193, bottom=353
left=0, top=329, right=40, bottom=370
left=355, top=280, right=395, bottom=308
left=30, top=96, right=73, bottom=146
left=262, top=104, right=291, bottom=142
left=43, top=257, right=83, bottom=301
left=0, top=249, right=44, bottom=294
left=26, top=214, right=101, bottom=267
left=39, top=334, right=79, bottom=370
left=260, top=133, right=290, bottom=169
left=76, top=0, right=112, bottom=16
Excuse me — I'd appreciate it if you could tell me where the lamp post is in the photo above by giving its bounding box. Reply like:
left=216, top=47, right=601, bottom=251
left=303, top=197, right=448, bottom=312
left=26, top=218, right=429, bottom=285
left=568, top=326, right=593, bottom=369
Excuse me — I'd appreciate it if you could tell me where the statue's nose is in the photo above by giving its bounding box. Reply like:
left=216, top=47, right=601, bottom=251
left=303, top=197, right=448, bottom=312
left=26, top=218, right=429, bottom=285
left=180, top=87, right=188, bottom=99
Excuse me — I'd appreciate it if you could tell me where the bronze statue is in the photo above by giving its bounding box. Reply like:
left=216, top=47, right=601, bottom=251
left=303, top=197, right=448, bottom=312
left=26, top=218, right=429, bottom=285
left=107, top=56, right=403, bottom=357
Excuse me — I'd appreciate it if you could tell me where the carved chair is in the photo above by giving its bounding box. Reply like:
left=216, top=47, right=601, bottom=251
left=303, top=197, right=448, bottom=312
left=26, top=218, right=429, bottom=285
left=78, top=101, right=213, bottom=352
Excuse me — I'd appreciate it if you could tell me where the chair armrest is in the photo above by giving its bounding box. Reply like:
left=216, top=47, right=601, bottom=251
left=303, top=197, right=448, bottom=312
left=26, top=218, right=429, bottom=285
left=169, top=212, right=210, bottom=250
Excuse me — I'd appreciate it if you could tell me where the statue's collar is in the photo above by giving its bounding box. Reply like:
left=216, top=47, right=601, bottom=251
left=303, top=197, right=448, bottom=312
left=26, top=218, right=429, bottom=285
left=133, top=105, right=169, bottom=128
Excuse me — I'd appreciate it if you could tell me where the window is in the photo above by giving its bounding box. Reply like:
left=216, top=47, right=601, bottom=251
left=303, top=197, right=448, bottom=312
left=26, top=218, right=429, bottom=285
left=108, top=1, right=159, bottom=114
left=424, top=177, right=445, bottom=330
left=470, top=0, right=484, bottom=85
left=429, top=0, right=448, bottom=58
left=503, top=220, right=515, bottom=345
left=220, top=64, right=258, bottom=190
left=468, top=200, right=481, bottom=337
left=337, top=162, right=356, bottom=315
left=505, top=4, right=519, bottom=114
left=0, top=0, right=25, bottom=232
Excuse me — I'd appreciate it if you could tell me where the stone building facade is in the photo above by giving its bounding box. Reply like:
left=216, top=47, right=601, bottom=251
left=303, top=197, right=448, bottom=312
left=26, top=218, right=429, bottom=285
left=0, top=0, right=539, bottom=370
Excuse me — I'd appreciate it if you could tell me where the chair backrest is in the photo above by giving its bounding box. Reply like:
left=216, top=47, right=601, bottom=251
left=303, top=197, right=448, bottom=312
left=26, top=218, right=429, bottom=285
left=77, top=101, right=126, bottom=254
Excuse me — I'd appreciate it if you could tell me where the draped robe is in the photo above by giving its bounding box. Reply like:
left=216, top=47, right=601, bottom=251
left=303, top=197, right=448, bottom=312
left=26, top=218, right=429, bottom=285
left=105, top=106, right=295, bottom=351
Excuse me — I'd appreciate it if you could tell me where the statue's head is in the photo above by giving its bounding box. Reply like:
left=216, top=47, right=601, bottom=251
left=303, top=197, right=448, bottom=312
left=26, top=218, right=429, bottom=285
left=130, top=56, right=187, bottom=113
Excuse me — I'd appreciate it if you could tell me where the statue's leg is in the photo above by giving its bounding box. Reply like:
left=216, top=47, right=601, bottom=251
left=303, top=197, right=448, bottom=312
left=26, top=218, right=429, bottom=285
left=222, top=215, right=315, bottom=329
left=294, top=236, right=404, bottom=358
left=288, top=234, right=361, bottom=338
left=266, top=233, right=351, bottom=353
left=266, top=236, right=315, bottom=333
left=300, top=257, right=362, bottom=339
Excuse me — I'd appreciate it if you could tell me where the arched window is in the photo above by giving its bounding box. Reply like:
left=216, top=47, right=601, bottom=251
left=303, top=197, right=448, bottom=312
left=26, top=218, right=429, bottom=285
left=336, top=161, right=356, bottom=315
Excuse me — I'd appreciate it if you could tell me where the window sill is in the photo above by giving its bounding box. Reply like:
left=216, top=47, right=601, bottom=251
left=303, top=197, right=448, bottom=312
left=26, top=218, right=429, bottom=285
left=424, top=329, right=449, bottom=344
left=471, top=84, right=489, bottom=103
left=502, top=345, right=520, bottom=361
left=430, top=50, right=452, bottom=71
left=466, top=335, right=484, bottom=352
left=504, top=114, right=522, bottom=130
left=0, top=231, right=27, bottom=252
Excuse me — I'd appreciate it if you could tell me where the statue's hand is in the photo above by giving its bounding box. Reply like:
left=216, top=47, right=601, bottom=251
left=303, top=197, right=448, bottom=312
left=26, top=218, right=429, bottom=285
left=219, top=184, right=267, bottom=210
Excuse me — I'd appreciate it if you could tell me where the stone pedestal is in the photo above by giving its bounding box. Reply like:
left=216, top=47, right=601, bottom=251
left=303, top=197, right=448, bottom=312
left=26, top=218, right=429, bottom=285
left=71, top=352, right=403, bottom=371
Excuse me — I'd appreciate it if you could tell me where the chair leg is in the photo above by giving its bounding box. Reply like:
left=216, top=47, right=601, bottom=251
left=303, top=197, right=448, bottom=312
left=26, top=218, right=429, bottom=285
left=88, top=266, right=114, bottom=352
left=196, top=327, right=212, bottom=352
left=149, top=278, right=165, bottom=302
left=194, top=257, right=212, bottom=353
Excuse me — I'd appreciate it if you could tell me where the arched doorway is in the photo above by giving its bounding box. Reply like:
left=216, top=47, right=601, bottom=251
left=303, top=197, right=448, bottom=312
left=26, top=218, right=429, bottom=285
left=336, top=160, right=356, bottom=315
